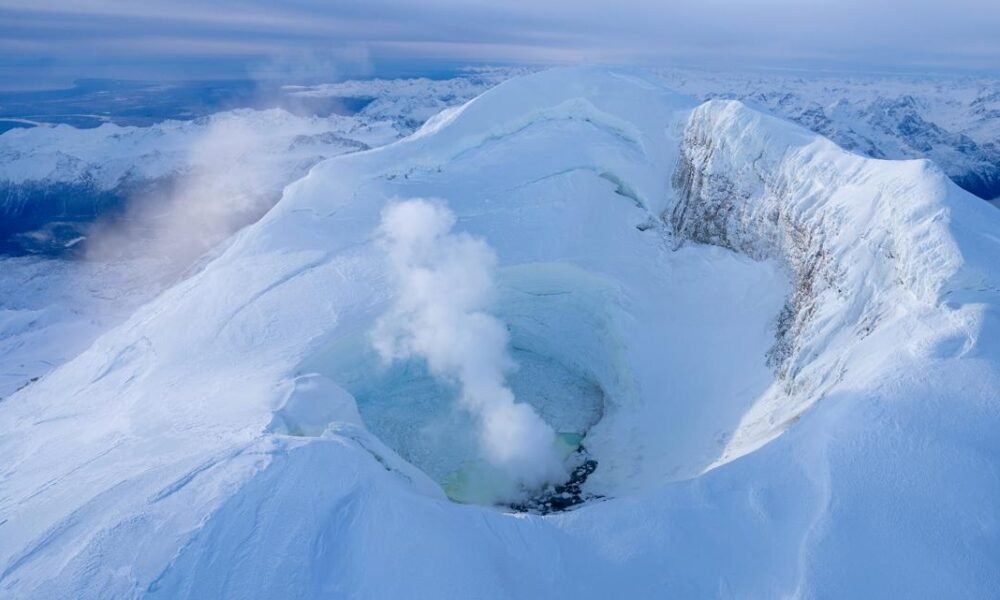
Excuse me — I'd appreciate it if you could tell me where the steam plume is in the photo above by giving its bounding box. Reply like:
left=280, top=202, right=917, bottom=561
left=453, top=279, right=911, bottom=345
left=372, top=198, right=565, bottom=493
left=85, top=115, right=276, bottom=271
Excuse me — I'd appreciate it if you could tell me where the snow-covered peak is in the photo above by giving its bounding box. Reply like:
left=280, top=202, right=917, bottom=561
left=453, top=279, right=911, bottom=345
left=673, top=97, right=1000, bottom=459
left=1, top=68, right=999, bottom=598
left=657, top=68, right=1000, bottom=200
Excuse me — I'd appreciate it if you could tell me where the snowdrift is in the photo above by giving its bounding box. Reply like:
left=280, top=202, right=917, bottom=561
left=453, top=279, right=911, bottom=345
left=1, top=68, right=999, bottom=598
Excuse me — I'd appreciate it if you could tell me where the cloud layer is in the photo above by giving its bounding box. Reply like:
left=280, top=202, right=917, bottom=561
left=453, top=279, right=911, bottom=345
left=3, top=0, right=999, bottom=87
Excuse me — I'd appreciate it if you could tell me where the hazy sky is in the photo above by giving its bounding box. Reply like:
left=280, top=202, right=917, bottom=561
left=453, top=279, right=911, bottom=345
left=3, top=0, right=1000, bottom=88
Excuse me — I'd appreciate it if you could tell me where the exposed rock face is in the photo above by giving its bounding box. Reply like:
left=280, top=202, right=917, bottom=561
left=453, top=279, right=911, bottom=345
left=669, top=99, right=996, bottom=452
left=672, top=101, right=837, bottom=390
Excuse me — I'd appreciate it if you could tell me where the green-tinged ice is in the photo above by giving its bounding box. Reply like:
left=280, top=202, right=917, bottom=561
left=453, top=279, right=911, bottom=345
left=554, top=432, right=585, bottom=458
left=443, top=432, right=585, bottom=504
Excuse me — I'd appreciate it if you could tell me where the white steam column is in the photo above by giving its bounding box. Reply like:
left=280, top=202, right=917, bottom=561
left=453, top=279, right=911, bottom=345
left=372, top=198, right=566, bottom=501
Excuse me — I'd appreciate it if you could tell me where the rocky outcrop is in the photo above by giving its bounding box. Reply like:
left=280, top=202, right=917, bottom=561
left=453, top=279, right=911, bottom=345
left=668, top=98, right=993, bottom=443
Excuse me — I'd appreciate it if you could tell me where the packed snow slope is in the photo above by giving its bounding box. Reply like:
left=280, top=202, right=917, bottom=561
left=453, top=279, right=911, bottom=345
left=2, top=68, right=1000, bottom=598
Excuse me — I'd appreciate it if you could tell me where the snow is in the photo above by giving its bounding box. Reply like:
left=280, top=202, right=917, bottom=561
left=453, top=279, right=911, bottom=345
left=0, top=72, right=515, bottom=259
left=0, top=109, right=386, bottom=190
left=0, top=71, right=518, bottom=193
left=371, top=198, right=567, bottom=499
left=0, top=73, right=515, bottom=405
left=656, top=68, right=1000, bottom=199
left=1, top=67, right=999, bottom=598
left=0, top=256, right=164, bottom=400
left=286, top=68, right=533, bottom=135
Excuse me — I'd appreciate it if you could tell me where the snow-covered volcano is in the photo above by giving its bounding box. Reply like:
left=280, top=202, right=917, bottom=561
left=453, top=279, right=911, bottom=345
left=2, top=68, right=999, bottom=598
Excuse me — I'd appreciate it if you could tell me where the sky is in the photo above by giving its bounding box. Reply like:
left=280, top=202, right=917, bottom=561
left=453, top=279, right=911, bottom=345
left=3, top=0, right=1000, bottom=89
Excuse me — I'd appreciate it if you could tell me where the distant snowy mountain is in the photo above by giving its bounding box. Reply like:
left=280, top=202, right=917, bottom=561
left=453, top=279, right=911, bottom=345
left=0, top=110, right=379, bottom=254
left=1, top=68, right=998, bottom=598
left=658, top=68, right=1000, bottom=201
left=284, top=67, right=532, bottom=135
left=3, top=66, right=995, bottom=257
left=0, top=71, right=516, bottom=255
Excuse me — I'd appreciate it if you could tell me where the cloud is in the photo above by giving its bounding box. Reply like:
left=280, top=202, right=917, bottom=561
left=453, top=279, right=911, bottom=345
left=84, top=115, right=278, bottom=270
left=372, top=199, right=566, bottom=497
left=2, top=0, right=999, bottom=87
